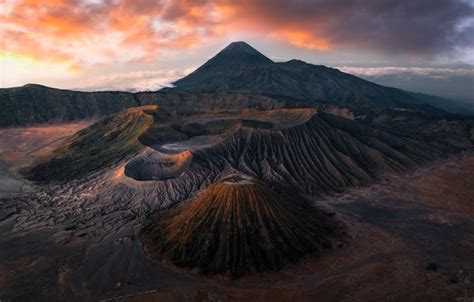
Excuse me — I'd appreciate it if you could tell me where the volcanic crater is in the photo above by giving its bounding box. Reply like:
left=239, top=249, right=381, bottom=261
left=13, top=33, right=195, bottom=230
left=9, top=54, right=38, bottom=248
left=123, top=107, right=316, bottom=182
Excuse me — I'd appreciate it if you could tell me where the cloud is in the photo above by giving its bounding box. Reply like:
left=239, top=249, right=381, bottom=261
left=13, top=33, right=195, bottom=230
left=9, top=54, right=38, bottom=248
left=214, top=0, right=474, bottom=56
left=1, top=0, right=473, bottom=77
left=336, top=66, right=474, bottom=102
left=72, top=68, right=195, bottom=91
left=1, top=0, right=217, bottom=69
left=337, top=66, right=474, bottom=78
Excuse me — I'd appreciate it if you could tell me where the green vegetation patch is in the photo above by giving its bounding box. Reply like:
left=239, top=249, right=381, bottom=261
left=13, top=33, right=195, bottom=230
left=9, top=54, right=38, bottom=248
left=24, top=108, right=153, bottom=182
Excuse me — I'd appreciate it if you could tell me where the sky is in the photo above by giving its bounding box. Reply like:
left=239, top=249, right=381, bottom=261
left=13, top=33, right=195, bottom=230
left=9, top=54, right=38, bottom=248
left=1, top=0, right=473, bottom=102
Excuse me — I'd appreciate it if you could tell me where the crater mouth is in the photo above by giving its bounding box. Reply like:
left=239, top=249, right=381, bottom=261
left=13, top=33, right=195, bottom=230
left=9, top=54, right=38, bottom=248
left=153, top=133, right=226, bottom=154
left=219, top=173, right=256, bottom=185
left=124, top=149, right=192, bottom=181
left=140, top=108, right=316, bottom=153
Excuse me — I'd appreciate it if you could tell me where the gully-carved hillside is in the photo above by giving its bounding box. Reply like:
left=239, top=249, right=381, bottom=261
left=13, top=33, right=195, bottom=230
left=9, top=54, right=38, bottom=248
left=23, top=106, right=473, bottom=206
left=142, top=174, right=336, bottom=278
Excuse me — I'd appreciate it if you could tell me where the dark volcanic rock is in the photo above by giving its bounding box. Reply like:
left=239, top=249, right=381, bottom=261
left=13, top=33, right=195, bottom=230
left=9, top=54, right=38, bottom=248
left=0, top=84, right=291, bottom=126
left=0, top=84, right=149, bottom=126
left=170, top=42, right=454, bottom=112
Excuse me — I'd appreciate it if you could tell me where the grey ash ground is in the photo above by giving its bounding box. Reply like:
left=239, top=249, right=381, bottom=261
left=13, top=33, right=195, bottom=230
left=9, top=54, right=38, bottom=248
left=0, top=117, right=473, bottom=301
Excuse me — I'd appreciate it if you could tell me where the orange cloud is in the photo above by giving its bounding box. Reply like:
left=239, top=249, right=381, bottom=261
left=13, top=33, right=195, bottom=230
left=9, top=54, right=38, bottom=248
left=1, top=0, right=335, bottom=73
left=3, top=0, right=470, bottom=82
left=1, top=0, right=220, bottom=71
left=1, top=30, right=79, bottom=67
left=272, top=29, right=330, bottom=51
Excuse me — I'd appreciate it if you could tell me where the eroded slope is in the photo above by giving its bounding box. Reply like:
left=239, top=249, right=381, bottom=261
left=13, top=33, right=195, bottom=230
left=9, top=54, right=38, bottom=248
left=142, top=174, right=335, bottom=278
left=23, top=106, right=155, bottom=181
left=23, top=106, right=473, bottom=207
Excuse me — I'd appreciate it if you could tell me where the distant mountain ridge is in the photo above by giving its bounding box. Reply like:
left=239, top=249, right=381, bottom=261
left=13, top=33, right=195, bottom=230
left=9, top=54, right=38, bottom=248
left=0, top=41, right=472, bottom=127
left=171, top=41, right=470, bottom=113
left=0, top=84, right=147, bottom=126
left=0, top=84, right=293, bottom=126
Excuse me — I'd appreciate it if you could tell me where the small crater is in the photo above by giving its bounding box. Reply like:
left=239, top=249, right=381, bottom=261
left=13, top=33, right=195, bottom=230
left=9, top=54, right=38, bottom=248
left=124, top=150, right=192, bottom=181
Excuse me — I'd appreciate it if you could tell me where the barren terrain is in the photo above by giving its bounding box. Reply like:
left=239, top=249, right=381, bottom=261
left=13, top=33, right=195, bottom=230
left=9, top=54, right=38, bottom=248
left=0, top=122, right=472, bottom=301
left=0, top=121, right=95, bottom=198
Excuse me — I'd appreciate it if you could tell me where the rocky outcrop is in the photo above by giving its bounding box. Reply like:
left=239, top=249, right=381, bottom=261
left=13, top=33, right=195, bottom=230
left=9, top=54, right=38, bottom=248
left=0, top=84, right=288, bottom=126
left=0, top=84, right=148, bottom=126
left=138, top=91, right=286, bottom=111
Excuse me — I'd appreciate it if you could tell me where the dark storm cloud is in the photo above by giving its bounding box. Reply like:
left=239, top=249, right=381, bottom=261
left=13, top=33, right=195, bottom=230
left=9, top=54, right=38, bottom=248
left=224, top=0, right=474, bottom=56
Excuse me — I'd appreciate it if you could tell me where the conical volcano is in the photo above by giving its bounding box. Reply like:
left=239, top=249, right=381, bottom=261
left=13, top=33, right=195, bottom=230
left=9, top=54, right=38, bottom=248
left=172, top=41, right=274, bottom=91
left=210, top=41, right=274, bottom=66
left=189, top=41, right=273, bottom=69
left=168, top=41, right=443, bottom=110
left=142, top=174, right=334, bottom=278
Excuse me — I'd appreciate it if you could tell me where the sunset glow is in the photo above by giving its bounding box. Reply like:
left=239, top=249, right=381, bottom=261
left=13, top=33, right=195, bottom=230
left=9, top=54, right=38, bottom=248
left=1, top=0, right=473, bottom=100
left=1, top=2, right=474, bottom=300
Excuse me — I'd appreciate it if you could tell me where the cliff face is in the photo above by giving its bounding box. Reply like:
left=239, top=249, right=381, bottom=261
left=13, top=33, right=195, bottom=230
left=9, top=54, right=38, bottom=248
left=137, top=91, right=286, bottom=111
left=0, top=84, right=149, bottom=126
left=0, top=84, right=291, bottom=126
